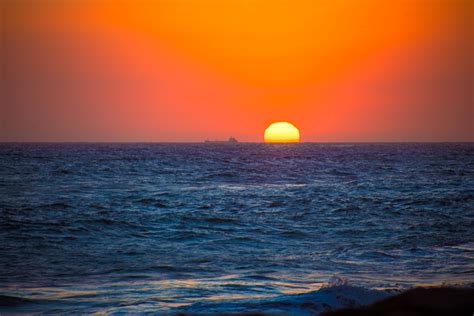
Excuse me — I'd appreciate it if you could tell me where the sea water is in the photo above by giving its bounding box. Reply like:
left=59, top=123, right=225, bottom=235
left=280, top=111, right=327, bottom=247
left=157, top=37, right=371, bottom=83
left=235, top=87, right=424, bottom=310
left=1, top=143, right=473, bottom=314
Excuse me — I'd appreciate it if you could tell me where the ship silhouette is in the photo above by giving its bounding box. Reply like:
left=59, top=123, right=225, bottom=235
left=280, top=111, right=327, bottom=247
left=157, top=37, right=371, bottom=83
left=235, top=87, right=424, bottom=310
left=204, top=137, right=238, bottom=144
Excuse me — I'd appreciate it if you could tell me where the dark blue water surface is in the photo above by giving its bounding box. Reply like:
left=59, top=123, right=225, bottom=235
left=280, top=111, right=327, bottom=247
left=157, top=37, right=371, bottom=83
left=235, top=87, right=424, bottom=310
left=1, top=143, right=473, bottom=314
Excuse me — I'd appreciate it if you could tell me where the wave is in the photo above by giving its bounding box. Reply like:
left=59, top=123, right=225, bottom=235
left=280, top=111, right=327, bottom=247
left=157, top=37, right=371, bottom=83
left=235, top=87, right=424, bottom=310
left=173, top=277, right=392, bottom=315
left=170, top=275, right=474, bottom=315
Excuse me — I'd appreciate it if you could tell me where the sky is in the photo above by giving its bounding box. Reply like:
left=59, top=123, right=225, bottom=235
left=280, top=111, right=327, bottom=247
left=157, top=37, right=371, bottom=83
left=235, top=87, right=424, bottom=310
left=1, top=0, right=472, bottom=142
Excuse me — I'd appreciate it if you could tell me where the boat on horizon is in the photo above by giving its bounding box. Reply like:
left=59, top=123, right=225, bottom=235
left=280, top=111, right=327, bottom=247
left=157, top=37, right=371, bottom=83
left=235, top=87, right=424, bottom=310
left=204, top=137, right=238, bottom=144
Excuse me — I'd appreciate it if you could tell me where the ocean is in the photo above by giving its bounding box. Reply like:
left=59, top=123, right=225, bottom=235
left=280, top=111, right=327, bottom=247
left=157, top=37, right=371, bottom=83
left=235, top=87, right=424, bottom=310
left=1, top=143, right=473, bottom=314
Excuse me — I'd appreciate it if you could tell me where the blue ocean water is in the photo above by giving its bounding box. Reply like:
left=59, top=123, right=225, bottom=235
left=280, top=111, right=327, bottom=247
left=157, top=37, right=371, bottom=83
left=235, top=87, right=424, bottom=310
left=1, top=143, right=473, bottom=314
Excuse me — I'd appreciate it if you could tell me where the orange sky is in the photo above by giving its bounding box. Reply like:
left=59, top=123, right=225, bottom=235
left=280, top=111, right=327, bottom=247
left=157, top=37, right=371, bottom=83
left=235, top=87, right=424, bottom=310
left=1, top=0, right=472, bottom=142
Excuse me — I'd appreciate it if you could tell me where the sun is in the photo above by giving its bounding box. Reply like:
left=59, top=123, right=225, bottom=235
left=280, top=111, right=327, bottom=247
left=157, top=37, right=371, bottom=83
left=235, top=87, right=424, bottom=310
left=264, top=122, right=300, bottom=143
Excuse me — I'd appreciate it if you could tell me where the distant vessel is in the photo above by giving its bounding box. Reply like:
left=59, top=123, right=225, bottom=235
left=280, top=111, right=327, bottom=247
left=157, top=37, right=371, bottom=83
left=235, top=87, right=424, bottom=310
left=204, top=137, right=238, bottom=144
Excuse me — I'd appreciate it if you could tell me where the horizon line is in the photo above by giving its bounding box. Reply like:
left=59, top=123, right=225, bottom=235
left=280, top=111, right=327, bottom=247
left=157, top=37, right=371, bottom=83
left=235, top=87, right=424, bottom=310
left=1, top=141, right=473, bottom=144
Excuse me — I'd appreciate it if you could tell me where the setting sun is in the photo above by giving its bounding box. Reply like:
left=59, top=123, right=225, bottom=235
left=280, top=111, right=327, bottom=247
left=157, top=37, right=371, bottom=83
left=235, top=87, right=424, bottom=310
left=264, top=122, right=300, bottom=143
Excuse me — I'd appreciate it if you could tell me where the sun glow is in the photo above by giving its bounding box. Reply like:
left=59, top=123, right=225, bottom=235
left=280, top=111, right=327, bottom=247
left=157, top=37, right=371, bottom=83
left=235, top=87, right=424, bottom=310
left=264, top=122, right=300, bottom=143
